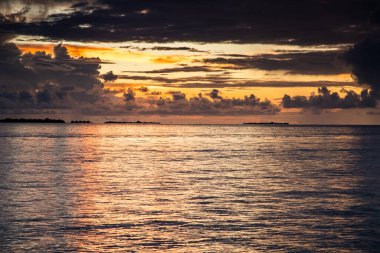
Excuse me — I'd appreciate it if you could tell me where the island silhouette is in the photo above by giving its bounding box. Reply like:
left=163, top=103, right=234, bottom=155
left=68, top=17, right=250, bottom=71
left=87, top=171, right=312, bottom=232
left=0, top=118, right=65, bottom=123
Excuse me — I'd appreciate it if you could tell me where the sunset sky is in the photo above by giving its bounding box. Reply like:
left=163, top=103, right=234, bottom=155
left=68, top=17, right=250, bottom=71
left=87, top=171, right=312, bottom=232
left=1, top=0, right=380, bottom=124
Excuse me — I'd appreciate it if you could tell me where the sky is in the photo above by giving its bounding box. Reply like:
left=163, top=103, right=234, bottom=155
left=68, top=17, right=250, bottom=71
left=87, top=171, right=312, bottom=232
left=1, top=0, right=380, bottom=124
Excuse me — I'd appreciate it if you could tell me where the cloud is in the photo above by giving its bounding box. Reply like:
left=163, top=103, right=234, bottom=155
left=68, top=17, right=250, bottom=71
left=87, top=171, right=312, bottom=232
left=119, top=89, right=280, bottom=115
left=0, top=40, right=37, bottom=91
left=0, top=5, right=29, bottom=23
left=137, top=86, right=149, bottom=92
left=171, top=91, right=186, bottom=101
left=117, top=73, right=355, bottom=88
left=343, top=39, right=380, bottom=96
left=102, top=71, right=118, bottom=81
left=149, top=46, right=206, bottom=53
left=124, top=66, right=219, bottom=74
left=121, top=46, right=206, bottom=53
left=208, top=89, right=222, bottom=99
left=0, top=41, right=109, bottom=114
left=0, top=1, right=81, bottom=23
left=53, top=43, right=70, bottom=59
left=152, top=56, right=185, bottom=64
left=0, top=0, right=378, bottom=45
left=204, top=50, right=348, bottom=75
left=123, top=88, right=135, bottom=102
left=282, top=87, right=377, bottom=110
left=21, top=47, right=103, bottom=91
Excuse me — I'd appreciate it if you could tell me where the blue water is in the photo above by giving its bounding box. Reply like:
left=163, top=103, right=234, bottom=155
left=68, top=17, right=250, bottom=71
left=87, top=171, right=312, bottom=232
left=0, top=124, right=379, bottom=252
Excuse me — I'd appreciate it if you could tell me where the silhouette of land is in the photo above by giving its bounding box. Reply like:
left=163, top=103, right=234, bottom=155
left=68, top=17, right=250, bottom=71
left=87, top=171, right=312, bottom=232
left=0, top=118, right=65, bottom=123
left=71, top=120, right=92, bottom=123
left=105, top=120, right=160, bottom=124
left=243, top=122, right=289, bottom=125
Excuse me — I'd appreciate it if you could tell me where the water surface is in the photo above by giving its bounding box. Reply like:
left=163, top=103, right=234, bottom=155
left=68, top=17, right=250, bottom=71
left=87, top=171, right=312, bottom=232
left=0, top=124, right=379, bottom=252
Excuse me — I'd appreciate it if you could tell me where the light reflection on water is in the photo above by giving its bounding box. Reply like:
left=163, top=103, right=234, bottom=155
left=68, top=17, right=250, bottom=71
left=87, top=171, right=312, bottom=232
left=0, top=124, right=379, bottom=252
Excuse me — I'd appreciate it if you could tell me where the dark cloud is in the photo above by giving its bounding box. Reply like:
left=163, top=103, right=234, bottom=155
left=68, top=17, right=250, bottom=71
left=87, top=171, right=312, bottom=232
left=53, top=43, right=70, bottom=60
left=102, top=71, right=118, bottom=81
left=121, top=46, right=206, bottom=53
left=0, top=38, right=37, bottom=90
left=204, top=50, right=348, bottom=75
left=121, top=89, right=279, bottom=115
left=171, top=91, right=186, bottom=101
left=0, top=41, right=109, bottom=114
left=282, top=87, right=377, bottom=110
left=343, top=39, right=380, bottom=96
left=36, top=89, right=51, bottom=103
left=123, top=88, right=135, bottom=102
left=18, top=90, right=33, bottom=102
left=124, top=66, right=219, bottom=74
left=149, top=46, right=206, bottom=53
left=1, top=0, right=380, bottom=45
left=137, top=86, right=149, bottom=93
left=208, top=89, right=222, bottom=99
left=0, top=5, right=29, bottom=23
left=117, top=73, right=355, bottom=88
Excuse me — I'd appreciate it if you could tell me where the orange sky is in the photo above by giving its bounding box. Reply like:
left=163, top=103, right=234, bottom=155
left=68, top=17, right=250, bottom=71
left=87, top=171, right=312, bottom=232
left=16, top=40, right=358, bottom=104
left=11, top=39, right=379, bottom=124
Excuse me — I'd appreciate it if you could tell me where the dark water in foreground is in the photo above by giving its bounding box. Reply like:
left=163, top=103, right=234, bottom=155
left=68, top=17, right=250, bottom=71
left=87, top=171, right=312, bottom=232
left=0, top=124, right=379, bottom=252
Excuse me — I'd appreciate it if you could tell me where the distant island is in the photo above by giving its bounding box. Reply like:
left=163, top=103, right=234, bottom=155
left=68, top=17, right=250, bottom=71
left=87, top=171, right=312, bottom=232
left=105, top=120, right=160, bottom=124
left=0, top=118, right=65, bottom=123
left=243, top=122, right=289, bottom=125
left=71, top=120, right=92, bottom=123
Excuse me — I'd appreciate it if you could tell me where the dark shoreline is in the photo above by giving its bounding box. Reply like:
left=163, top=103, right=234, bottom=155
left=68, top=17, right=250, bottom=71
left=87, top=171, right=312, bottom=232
left=1, top=119, right=379, bottom=127
left=0, top=118, right=65, bottom=123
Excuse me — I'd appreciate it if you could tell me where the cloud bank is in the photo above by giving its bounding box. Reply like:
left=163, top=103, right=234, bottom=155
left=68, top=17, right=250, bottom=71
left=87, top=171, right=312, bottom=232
left=344, top=39, right=380, bottom=96
left=0, top=38, right=106, bottom=114
left=120, top=90, right=280, bottom=116
left=282, top=87, right=377, bottom=110
left=1, top=0, right=379, bottom=45
left=0, top=41, right=279, bottom=116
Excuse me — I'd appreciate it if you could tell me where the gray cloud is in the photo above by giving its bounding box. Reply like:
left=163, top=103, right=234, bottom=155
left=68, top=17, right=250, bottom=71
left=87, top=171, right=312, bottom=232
left=0, top=41, right=107, bottom=115
left=208, top=89, right=222, bottom=99
left=121, top=46, right=207, bottom=53
left=137, top=86, right=149, bottom=93
left=117, top=73, right=355, bottom=88
left=124, top=66, right=219, bottom=74
left=343, top=39, right=380, bottom=96
left=0, top=39, right=37, bottom=91
left=119, top=89, right=280, bottom=116
left=123, top=88, right=135, bottom=102
left=204, top=50, right=348, bottom=75
left=0, top=0, right=379, bottom=45
left=102, top=71, right=118, bottom=82
left=282, top=87, right=377, bottom=110
left=0, top=41, right=285, bottom=117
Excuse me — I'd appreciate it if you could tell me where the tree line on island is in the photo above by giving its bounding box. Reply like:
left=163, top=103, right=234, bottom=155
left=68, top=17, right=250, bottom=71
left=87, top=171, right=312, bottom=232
left=0, top=118, right=289, bottom=125
left=0, top=118, right=160, bottom=124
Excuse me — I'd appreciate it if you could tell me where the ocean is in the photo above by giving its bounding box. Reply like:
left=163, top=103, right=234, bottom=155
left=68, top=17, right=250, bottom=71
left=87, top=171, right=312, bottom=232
left=0, top=124, right=379, bottom=252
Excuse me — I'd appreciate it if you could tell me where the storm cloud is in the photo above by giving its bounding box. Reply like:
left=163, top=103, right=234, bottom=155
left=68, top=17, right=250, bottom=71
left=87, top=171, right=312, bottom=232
left=102, top=71, right=118, bottom=82
left=0, top=40, right=106, bottom=114
left=1, top=0, right=380, bottom=45
left=121, top=89, right=280, bottom=115
left=344, top=39, right=380, bottom=96
left=282, top=87, right=377, bottom=110
left=204, top=50, right=348, bottom=75
left=2, top=1, right=380, bottom=120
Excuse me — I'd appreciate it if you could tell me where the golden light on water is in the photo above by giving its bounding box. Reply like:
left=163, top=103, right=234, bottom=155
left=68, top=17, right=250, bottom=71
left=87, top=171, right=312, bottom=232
left=1, top=124, right=375, bottom=252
